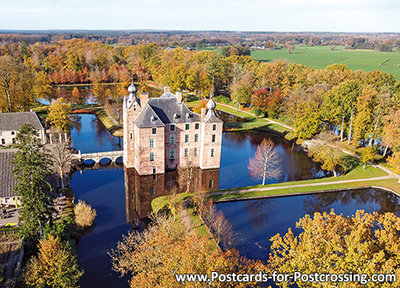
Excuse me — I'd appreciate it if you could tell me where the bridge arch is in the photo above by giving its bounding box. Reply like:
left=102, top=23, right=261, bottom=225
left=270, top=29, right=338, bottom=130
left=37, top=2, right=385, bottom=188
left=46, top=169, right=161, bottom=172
left=75, top=150, right=123, bottom=164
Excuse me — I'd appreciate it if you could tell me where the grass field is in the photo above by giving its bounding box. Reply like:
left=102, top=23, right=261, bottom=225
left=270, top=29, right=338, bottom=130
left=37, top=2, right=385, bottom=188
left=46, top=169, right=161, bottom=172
left=251, top=45, right=400, bottom=80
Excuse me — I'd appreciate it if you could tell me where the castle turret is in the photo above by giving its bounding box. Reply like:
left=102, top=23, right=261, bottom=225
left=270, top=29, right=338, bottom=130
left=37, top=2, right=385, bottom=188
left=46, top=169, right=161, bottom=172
left=123, top=81, right=141, bottom=168
left=199, top=94, right=223, bottom=170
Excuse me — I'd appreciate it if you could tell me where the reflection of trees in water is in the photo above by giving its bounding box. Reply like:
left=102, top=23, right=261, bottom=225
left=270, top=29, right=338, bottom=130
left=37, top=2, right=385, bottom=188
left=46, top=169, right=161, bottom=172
left=71, top=115, right=82, bottom=133
left=303, top=189, right=400, bottom=216
left=244, top=198, right=276, bottom=230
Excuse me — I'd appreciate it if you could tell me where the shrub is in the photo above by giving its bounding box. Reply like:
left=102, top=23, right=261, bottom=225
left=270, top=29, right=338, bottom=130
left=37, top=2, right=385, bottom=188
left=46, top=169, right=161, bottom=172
left=214, top=95, right=231, bottom=104
left=251, top=107, right=264, bottom=117
left=74, top=200, right=96, bottom=229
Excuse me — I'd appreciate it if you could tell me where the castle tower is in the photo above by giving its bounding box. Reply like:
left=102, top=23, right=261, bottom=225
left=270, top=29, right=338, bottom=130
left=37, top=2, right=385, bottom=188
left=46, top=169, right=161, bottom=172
left=199, top=95, right=223, bottom=169
left=123, top=81, right=141, bottom=168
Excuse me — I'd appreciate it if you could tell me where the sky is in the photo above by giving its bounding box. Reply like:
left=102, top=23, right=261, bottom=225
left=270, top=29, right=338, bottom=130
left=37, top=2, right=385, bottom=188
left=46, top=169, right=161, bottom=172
left=0, top=0, right=399, bottom=32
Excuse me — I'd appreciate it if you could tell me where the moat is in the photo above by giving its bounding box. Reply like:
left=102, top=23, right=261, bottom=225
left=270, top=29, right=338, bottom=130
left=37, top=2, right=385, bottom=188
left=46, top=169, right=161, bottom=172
left=68, top=113, right=399, bottom=288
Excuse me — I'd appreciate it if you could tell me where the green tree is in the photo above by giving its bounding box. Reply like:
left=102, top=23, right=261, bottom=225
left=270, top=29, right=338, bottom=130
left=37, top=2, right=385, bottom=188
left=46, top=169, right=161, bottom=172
left=47, top=97, right=73, bottom=132
left=24, top=235, right=83, bottom=288
left=12, top=124, right=55, bottom=242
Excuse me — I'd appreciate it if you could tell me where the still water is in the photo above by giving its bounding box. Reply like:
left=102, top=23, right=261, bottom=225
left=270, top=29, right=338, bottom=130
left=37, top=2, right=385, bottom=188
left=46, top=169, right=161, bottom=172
left=215, top=188, right=400, bottom=262
left=69, top=114, right=324, bottom=287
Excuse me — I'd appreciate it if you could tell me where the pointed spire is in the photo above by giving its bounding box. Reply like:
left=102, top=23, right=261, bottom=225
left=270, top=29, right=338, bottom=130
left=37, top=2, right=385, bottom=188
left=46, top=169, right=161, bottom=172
left=206, top=93, right=216, bottom=111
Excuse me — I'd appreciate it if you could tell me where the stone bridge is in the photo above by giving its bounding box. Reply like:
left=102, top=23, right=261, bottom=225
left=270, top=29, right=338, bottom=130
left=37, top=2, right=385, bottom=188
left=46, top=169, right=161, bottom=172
left=75, top=150, right=123, bottom=164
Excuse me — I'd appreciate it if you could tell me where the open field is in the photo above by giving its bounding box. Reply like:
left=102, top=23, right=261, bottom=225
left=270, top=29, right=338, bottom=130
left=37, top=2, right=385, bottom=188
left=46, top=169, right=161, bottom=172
left=251, top=45, right=400, bottom=80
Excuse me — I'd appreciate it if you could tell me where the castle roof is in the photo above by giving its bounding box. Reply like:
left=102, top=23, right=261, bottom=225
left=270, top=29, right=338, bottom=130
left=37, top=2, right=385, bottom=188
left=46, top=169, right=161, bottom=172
left=0, top=112, right=45, bottom=132
left=0, top=150, right=18, bottom=198
left=135, top=93, right=202, bottom=128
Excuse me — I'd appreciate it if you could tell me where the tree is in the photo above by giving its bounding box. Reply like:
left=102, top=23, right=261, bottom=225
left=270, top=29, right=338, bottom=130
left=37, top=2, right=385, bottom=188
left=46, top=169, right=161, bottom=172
left=353, top=86, right=375, bottom=146
left=360, top=146, right=376, bottom=169
left=307, top=142, right=342, bottom=177
left=12, top=124, right=55, bottom=242
left=47, top=97, right=73, bottom=132
left=382, top=109, right=400, bottom=157
left=268, top=210, right=400, bottom=288
left=74, top=200, right=97, bottom=229
left=248, top=139, right=282, bottom=185
left=388, top=152, right=400, bottom=182
left=0, top=55, right=33, bottom=112
left=192, top=99, right=208, bottom=114
left=109, top=214, right=264, bottom=288
left=71, top=87, right=81, bottom=103
left=33, top=71, right=54, bottom=102
left=251, top=88, right=284, bottom=118
left=331, top=80, right=362, bottom=142
left=48, top=142, right=76, bottom=189
left=24, top=235, right=83, bottom=288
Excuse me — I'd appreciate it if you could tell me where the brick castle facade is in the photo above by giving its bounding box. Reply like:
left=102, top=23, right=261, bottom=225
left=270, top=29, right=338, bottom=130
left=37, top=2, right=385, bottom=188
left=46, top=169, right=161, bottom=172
left=123, top=83, right=223, bottom=175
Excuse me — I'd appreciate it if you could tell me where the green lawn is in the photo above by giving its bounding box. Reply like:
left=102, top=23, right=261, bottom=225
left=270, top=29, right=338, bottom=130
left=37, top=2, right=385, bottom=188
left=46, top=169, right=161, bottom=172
left=251, top=45, right=400, bottom=80
left=218, top=164, right=388, bottom=192
left=211, top=178, right=400, bottom=202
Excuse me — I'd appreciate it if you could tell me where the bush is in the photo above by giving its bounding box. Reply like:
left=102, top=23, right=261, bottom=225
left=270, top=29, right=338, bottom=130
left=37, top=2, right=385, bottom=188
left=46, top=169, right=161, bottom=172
left=214, top=95, right=231, bottom=104
left=74, top=200, right=96, bottom=229
left=251, top=107, right=264, bottom=117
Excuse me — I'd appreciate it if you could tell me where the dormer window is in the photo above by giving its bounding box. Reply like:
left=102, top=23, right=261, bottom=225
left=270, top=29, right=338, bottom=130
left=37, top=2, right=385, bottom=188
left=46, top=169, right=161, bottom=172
left=151, top=116, right=155, bottom=122
left=174, top=113, right=179, bottom=119
left=186, top=113, right=191, bottom=120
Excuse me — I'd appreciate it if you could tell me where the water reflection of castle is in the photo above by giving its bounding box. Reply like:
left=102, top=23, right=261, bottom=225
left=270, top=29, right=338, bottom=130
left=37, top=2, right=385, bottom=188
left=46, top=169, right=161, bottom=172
left=124, top=167, right=220, bottom=226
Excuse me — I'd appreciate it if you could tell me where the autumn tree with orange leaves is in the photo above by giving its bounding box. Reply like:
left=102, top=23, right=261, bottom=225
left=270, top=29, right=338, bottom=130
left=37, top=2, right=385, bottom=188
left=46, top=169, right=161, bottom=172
left=268, top=210, right=400, bottom=288
left=109, top=214, right=266, bottom=288
left=248, top=139, right=281, bottom=185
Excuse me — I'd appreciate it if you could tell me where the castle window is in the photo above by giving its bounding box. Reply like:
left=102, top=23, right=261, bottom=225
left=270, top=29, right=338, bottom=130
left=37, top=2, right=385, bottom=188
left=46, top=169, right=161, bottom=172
left=170, top=124, right=175, bottom=131
left=150, top=138, right=155, bottom=148
left=195, top=123, right=199, bottom=129
left=185, top=134, right=189, bottom=143
left=152, top=127, right=157, bottom=134
left=194, top=148, right=198, bottom=157
left=209, top=179, right=214, bottom=188
left=185, top=123, right=190, bottom=130
left=212, top=134, right=216, bottom=142
left=12, top=138, right=15, bottom=144
left=153, top=166, right=157, bottom=174
left=194, top=134, right=199, bottom=142
left=211, top=149, right=215, bottom=157
left=11, top=131, right=15, bottom=135
left=150, top=186, right=155, bottom=196
left=184, top=148, right=189, bottom=157
left=1, top=139, right=4, bottom=145
left=170, top=149, right=175, bottom=159
left=170, top=134, right=175, bottom=144
left=213, top=124, right=217, bottom=131
left=129, top=132, right=133, bottom=140
left=150, top=152, right=155, bottom=161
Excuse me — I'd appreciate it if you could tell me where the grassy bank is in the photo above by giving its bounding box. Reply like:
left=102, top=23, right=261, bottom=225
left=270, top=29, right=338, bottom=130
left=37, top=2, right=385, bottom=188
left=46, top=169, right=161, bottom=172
left=96, top=110, right=123, bottom=137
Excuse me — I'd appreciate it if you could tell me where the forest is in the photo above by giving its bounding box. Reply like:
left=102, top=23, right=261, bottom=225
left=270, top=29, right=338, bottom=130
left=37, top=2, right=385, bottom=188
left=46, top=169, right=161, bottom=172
left=1, top=37, right=400, bottom=168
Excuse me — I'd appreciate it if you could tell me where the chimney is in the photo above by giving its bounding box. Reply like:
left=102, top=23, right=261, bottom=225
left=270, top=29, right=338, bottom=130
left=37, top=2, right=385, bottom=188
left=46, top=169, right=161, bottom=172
left=140, top=93, right=149, bottom=106
left=164, top=86, right=170, bottom=94
left=176, top=91, right=183, bottom=103
left=201, top=108, right=206, bottom=121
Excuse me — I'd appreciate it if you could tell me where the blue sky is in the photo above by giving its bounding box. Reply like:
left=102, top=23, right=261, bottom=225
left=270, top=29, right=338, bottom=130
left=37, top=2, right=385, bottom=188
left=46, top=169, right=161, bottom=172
left=0, top=0, right=399, bottom=32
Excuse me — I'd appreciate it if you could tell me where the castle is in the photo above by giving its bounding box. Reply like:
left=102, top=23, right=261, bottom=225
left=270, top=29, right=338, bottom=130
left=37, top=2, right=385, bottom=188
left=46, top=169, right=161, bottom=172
left=123, top=83, right=223, bottom=175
